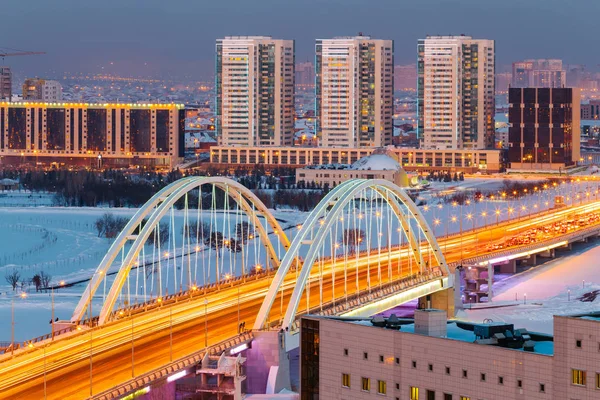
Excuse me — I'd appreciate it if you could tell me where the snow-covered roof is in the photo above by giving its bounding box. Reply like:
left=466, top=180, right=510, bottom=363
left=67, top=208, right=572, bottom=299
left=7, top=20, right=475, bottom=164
left=350, top=154, right=401, bottom=171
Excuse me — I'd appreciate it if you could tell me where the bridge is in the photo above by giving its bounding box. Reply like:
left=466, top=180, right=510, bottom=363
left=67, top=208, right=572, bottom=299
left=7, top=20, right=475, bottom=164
left=1, top=176, right=600, bottom=399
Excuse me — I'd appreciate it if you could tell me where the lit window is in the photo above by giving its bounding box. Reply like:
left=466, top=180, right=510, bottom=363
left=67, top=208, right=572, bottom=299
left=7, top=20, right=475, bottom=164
left=362, top=377, right=370, bottom=391
left=342, top=373, right=350, bottom=388
left=460, top=397, right=470, bottom=400
left=572, top=369, right=586, bottom=386
left=410, top=387, right=419, bottom=400
left=378, top=380, right=387, bottom=394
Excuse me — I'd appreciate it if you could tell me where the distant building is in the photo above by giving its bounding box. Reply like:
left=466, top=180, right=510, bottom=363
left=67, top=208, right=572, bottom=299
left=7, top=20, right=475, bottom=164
left=300, top=312, right=600, bottom=400
left=495, top=72, right=512, bottom=94
left=209, top=145, right=502, bottom=173
left=512, top=59, right=566, bottom=88
left=316, top=35, right=394, bottom=148
left=0, top=66, right=11, bottom=100
left=418, top=35, right=495, bottom=150
left=216, top=36, right=295, bottom=147
left=566, top=64, right=585, bottom=88
left=295, top=62, right=315, bottom=87
left=22, top=78, right=63, bottom=101
left=508, top=87, right=580, bottom=170
left=580, top=100, right=600, bottom=120
left=0, top=102, right=185, bottom=169
left=394, top=64, right=416, bottom=91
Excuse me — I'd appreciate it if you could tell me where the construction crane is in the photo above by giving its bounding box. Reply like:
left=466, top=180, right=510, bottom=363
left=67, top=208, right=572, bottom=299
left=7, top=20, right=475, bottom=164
left=0, top=47, right=46, bottom=62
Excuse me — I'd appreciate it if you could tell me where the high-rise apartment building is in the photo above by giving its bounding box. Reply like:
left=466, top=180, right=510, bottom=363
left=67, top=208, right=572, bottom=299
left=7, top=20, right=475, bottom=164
left=316, top=35, right=394, bottom=148
left=0, top=67, right=11, bottom=100
left=508, top=87, right=580, bottom=170
left=418, top=35, right=495, bottom=150
left=295, top=62, right=315, bottom=87
left=22, top=78, right=63, bottom=101
left=512, top=59, right=566, bottom=88
left=215, top=36, right=295, bottom=147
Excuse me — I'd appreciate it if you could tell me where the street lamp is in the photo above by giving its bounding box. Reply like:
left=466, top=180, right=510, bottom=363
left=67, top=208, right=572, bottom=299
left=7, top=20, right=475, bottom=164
left=11, top=292, right=27, bottom=356
left=97, top=154, right=102, bottom=169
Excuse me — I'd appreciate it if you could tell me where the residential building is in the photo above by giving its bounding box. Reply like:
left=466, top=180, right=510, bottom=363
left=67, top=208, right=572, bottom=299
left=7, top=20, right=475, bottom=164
left=22, top=78, right=63, bottom=101
left=508, top=87, right=580, bottom=170
left=300, top=311, right=600, bottom=400
left=295, top=62, right=315, bottom=87
left=512, top=59, right=566, bottom=88
left=216, top=36, right=295, bottom=147
left=0, top=102, right=185, bottom=168
left=208, top=145, right=503, bottom=173
left=418, top=35, right=495, bottom=150
left=316, top=35, right=394, bottom=148
left=0, top=66, right=11, bottom=100
left=580, top=100, right=600, bottom=120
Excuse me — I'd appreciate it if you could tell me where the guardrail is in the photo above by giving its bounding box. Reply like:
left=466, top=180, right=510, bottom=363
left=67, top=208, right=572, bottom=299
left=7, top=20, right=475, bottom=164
left=90, top=331, right=253, bottom=400
left=450, top=221, right=600, bottom=267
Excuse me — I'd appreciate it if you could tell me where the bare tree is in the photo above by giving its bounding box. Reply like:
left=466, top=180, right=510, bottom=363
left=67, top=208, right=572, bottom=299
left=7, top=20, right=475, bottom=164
left=5, top=270, right=20, bottom=291
left=32, top=274, right=42, bottom=292
left=39, top=271, right=52, bottom=291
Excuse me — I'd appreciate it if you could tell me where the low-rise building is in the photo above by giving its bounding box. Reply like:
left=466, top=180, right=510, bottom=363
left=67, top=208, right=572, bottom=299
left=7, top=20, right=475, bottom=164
left=300, top=311, right=600, bottom=400
left=209, top=146, right=502, bottom=173
left=296, top=149, right=409, bottom=187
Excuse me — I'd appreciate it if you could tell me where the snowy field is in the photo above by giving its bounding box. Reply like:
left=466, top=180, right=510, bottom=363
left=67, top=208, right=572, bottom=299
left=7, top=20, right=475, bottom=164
left=459, top=240, right=600, bottom=334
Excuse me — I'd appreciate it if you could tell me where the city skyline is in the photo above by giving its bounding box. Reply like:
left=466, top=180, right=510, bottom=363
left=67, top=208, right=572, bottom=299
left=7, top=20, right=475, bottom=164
left=2, top=0, right=600, bottom=80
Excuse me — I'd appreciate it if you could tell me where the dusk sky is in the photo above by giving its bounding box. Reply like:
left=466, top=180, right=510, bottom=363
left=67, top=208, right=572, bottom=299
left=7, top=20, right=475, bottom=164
left=1, top=0, right=596, bottom=80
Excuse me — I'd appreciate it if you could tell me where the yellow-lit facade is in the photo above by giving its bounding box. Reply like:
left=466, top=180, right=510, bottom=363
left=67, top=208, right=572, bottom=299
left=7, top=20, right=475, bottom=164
left=0, top=102, right=185, bottom=169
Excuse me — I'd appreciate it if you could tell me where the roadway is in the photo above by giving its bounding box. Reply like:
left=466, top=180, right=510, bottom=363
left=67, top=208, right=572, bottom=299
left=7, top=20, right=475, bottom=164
left=1, top=200, right=600, bottom=399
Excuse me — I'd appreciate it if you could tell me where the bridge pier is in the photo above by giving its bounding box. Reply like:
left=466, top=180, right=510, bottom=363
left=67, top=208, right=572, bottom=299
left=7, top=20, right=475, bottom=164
left=418, top=288, right=455, bottom=318
left=244, top=331, right=291, bottom=394
left=520, top=254, right=537, bottom=266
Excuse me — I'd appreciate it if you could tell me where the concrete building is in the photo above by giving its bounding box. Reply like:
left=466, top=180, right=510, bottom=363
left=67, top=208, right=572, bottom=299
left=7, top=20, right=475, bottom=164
left=580, top=100, right=600, bottom=120
left=300, top=312, right=600, bottom=400
left=316, top=35, right=394, bottom=148
left=22, top=78, right=63, bottom=101
left=394, top=64, right=417, bottom=91
left=208, top=145, right=503, bottom=173
left=0, top=66, right=11, bottom=100
left=216, top=36, right=295, bottom=147
left=0, top=102, right=185, bottom=169
left=418, top=35, right=495, bottom=150
left=295, top=62, right=315, bottom=87
left=512, top=59, right=566, bottom=89
left=296, top=148, right=409, bottom=188
left=508, top=87, right=580, bottom=170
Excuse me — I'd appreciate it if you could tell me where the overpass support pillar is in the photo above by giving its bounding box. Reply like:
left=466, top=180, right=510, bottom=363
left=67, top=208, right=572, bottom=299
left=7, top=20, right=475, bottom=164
left=521, top=254, right=536, bottom=266
left=245, top=331, right=291, bottom=394
left=496, top=259, right=516, bottom=274
left=538, top=249, right=555, bottom=258
left=418, top=288, right=455, bottom=318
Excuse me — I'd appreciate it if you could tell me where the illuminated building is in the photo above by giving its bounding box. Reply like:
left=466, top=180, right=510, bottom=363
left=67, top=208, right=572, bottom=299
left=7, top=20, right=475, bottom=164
left=316, top=35, right=394, bottom=148
left=216, top=36, right=295, bottom=147
left=512, top=59, right=566, bottom=88
left=418, top=35, right=495, bottom=150
left=0, top=102, right=185, bottom=168
left=208, top=145, right=502, bottom=173
left=296, top=62, right=315, bottom=87
left=508, top=88, right=580, bottom=170
left=22, top=78, right=63, bottom=101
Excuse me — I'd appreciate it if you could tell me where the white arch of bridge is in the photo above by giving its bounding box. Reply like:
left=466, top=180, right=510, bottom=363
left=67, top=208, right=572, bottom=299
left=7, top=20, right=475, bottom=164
left=71, top=177, right=290, bottom=326
left=253, top=179, right=449, bottom=331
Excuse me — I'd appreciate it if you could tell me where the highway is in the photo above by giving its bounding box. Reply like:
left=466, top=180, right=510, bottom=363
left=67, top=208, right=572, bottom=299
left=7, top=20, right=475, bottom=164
left=1, top=200, right=600, bottom=399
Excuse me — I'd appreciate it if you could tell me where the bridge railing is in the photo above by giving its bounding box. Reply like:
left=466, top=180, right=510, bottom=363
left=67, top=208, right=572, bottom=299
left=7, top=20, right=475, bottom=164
left=91, top=331, right=253, bottom=400
left=450, top=220, right=600, bottom=267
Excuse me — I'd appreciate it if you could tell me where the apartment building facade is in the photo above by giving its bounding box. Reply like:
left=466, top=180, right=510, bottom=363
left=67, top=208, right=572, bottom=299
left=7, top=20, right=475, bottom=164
left=216, top=36, right=295, bottom=147
left=316, top=35, right=394, bottom=148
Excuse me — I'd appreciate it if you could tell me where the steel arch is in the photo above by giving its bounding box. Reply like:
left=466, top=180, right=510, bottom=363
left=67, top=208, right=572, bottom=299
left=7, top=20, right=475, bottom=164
left=253, top=179, right=448, bottom=331
left=72, top=177, right=290, bottom=325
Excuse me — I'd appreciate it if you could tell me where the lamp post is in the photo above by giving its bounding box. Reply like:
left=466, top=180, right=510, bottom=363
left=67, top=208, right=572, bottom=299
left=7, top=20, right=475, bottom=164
left=11, top=292, right=27, bottom=356
left=97, top=154, right=102, bottom=169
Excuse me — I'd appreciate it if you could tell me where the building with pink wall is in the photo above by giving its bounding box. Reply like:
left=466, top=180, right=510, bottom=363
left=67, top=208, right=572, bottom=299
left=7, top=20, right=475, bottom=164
left=300, top=310, right=600, bottom=399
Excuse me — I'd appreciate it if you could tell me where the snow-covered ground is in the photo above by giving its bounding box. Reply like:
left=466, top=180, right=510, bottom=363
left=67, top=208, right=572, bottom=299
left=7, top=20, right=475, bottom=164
left=458, top=240, right=600, bottom=334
